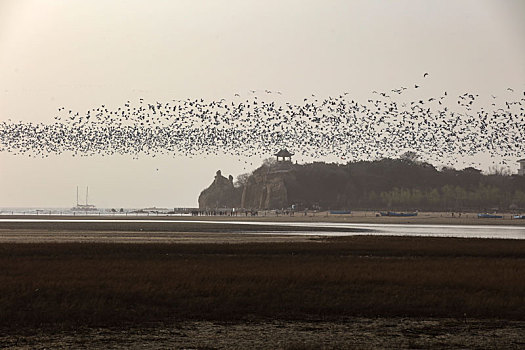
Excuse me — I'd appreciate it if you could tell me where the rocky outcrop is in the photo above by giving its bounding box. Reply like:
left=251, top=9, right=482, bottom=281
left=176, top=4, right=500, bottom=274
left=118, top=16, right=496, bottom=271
left=198, top=170, right=242, bottom=209
left=241, top=162, right=297, bottom=210
left=198, top=161, right=346, bottom=211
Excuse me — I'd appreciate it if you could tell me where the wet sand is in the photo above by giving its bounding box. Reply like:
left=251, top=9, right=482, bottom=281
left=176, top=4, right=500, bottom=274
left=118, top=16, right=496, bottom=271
left=0, top=229, right=322, bottom=244
left=2, top=213, right=525, bottom=242
left=0, top=219, right=372, bottom=243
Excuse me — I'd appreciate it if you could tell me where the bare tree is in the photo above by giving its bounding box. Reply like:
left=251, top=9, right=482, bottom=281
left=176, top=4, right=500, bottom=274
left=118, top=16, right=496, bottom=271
left=487, top=165, right=512, bottom=176
left=262, top=157, right=276, bottom=167
left=235, top=173, right=251, bottom=187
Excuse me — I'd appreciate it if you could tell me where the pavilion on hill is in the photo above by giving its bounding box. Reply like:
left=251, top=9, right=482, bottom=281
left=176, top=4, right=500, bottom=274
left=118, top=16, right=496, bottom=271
left=275, top=149, right=294, bottom=162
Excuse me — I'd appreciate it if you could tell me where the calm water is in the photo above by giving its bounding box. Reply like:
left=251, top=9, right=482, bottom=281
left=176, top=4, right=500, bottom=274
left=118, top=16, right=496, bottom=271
left=1, top=218, right=524, bottom=239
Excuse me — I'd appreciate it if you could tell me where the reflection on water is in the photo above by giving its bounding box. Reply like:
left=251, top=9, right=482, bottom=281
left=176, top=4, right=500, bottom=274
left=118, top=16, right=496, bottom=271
left=0, top=218, right=524, bottom=240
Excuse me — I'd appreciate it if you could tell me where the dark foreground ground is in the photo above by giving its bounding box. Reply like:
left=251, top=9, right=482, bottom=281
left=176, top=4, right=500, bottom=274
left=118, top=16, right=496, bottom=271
left=3, top=318, right=524, bottom=349
left=1, top=235, right=524, bottom=349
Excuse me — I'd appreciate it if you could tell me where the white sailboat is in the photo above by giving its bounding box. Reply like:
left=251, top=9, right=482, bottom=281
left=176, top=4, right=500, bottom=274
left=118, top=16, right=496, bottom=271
left=71, top=186, right=97, bottom=211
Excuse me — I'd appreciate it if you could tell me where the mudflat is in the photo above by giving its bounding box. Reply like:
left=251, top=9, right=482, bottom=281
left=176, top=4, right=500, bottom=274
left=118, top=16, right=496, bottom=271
left=3, top=319, right=524, bottom=349
left=1, top=230, right=524, bottom=349
left=1, top=213, right=524, bottom=243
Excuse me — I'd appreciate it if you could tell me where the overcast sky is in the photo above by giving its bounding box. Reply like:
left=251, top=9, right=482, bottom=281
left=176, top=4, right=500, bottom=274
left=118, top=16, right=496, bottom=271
left=1, top=0, right=524, bottom=208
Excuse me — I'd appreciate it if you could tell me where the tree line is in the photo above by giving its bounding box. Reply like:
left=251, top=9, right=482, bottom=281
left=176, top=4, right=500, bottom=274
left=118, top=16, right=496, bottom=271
left=284, top=157, right=525, bottom=212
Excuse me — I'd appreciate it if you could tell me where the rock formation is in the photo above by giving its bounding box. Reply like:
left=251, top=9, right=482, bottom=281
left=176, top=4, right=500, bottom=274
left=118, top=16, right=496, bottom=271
left=198, top=170, right=242, bottom=209
left=241, top=161, right=297, bottom=209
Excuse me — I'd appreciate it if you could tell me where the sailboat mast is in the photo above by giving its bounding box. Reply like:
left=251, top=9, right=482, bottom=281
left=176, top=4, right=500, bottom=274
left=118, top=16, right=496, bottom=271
left=76, top=186, right=79, bottom=206
left=86, top=186, right=89, bottom=205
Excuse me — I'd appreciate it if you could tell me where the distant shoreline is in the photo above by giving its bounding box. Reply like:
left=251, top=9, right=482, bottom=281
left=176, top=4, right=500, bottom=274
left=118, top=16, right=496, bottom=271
left=1, top=210, right=525, bottom=226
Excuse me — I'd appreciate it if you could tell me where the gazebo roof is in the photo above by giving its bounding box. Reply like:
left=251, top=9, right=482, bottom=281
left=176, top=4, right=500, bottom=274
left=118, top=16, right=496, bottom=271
left=275, top=149, right=294, bottom=157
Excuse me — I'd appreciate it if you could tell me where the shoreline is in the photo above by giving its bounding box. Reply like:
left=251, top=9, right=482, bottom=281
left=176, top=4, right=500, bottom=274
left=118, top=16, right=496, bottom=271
left=1, top=210, right=525, bottom=226
left=1, top=216, right=525, bottom=242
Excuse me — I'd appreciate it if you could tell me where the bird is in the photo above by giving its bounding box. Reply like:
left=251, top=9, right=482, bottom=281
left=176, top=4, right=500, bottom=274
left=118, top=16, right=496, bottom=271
left=0, top=85, right=523, bottom=172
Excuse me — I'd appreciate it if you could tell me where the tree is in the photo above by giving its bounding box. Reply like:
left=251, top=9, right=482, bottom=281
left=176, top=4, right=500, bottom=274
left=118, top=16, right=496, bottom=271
left=234, top=173, right=250, bottom=188
left=487, top=165, right=512, bottom=176
left=262, top=158, right=276, bottom=167
left=400, top=151, right=420, bottom=163
left=427, top=189, right=441, bottom=209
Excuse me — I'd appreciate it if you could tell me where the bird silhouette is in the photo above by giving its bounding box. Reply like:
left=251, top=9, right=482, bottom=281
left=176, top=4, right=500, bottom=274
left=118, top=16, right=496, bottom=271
left=0, top=85, right=523, bottom=171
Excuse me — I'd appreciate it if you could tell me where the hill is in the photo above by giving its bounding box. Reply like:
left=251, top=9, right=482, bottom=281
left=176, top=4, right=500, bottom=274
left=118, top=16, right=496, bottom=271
left=199, top=158, right=525, bottom=211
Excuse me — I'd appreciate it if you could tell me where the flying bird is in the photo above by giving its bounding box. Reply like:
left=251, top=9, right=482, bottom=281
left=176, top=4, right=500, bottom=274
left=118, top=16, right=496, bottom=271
left=0, top=85, right=523, bottom=171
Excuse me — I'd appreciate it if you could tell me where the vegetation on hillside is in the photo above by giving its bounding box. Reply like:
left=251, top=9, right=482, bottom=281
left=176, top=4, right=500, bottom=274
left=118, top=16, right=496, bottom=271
left=258, top=157, right=525, bottom=211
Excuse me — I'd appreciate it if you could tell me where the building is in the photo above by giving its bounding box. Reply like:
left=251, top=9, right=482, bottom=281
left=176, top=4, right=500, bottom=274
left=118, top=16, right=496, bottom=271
left=518, top=159, right=525, bottom=176
left=275, top=149, right=294, bottom=162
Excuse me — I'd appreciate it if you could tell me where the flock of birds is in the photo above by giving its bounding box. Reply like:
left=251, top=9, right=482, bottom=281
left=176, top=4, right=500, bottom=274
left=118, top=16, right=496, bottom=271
left=1, top=75, right=524, bottom=169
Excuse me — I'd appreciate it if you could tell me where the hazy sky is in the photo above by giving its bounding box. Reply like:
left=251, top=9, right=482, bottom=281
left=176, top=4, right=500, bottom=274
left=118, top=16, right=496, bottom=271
left=1, top=0, right=524, bottom=208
